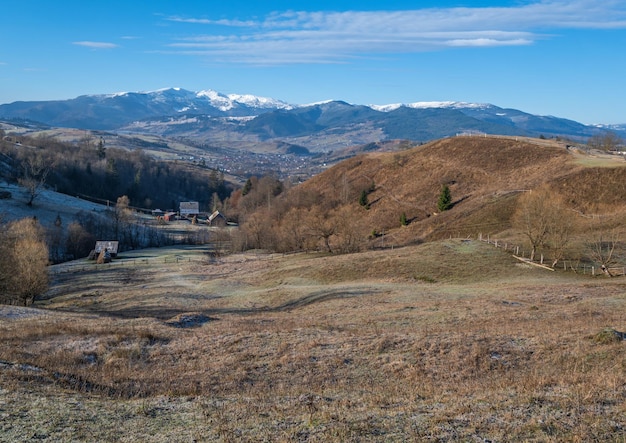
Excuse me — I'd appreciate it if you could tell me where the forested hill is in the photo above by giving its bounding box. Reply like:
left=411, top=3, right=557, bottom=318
left=0, top=133, right=232, bottom=212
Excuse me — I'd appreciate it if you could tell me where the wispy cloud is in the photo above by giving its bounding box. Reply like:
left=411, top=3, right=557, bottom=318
left=165, top=0, right=626, bottom=64
left=167, top=16, right=256, bottom=27
left=73, top=41, right=119, bottom=49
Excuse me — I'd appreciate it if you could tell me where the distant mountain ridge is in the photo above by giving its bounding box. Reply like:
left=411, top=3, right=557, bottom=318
left=0, top=88, right=293, bottom=130
left=0, top=88, right=622, bottom=147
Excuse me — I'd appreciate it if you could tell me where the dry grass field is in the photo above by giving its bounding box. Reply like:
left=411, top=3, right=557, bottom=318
left=1, top=240, right=625, bottom=442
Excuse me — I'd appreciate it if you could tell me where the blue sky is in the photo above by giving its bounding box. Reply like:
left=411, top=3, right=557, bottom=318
left=1, top=0, right=625, bottom=124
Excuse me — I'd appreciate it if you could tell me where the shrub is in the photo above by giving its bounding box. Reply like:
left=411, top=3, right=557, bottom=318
left=0, top=218, right=49, bottom=305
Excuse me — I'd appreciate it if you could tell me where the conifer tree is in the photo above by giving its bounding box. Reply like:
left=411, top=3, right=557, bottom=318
left=359, top=189, right=370, bottom=209
left=437, top=184, right=452, bottom=212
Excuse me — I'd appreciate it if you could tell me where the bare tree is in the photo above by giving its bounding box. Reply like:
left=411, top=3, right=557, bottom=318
left=278, top=207, right=309, bottom=252
left=65, top=221, right=96, bottom=260
left=18, top=154, right=53, bottom=206
left=513, top=189, right=552, bottom=261
left=334, top=206, right=366, bottom=253
left=513, top=187, right=576, bottom=265
left=587, top=131, right=623, bottom=152
left=306, top=208, right=336, bottom=253
left=587, top=230, right=621, bottom=276
left=0, top=218, right=49, bottom=305
left=545, top=196, right=576, bottom=267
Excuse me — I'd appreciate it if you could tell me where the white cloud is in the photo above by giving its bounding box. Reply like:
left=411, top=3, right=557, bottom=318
left=73, top=41, right=119, bottom=49
left=164, top=1, right=626, bottom=64
left=167, top=16, right=255, bottom=27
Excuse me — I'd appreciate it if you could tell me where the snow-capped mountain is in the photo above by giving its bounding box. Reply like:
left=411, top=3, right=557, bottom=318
left=369, top=101, right=491, bottom=112
left=0, top=88, right=622, bottom=143
left=0, top=88, right=293, bottom=130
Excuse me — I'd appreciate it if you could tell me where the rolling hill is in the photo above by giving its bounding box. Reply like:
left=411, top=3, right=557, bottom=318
left=239, top=135, right=626, bottom=253
left=2, top=135, right=626, bottom=441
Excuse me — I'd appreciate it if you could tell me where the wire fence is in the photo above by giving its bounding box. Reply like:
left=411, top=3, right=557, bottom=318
left=477, top=233, right=625, bottom=277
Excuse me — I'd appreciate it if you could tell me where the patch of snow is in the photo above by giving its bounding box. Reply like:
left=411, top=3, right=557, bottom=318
left=222, top=116, right=256, bottom=122
left=369, top=103, right=403, bottom=112
left=368, top=101, right=492, bottom=112
left=227, top=93, right=292, bottom=109
left=166, top=117, right=199, bottom=125
left=0, top=180, right=108, bottom=229
left=299, top=99, right=339, bottom=107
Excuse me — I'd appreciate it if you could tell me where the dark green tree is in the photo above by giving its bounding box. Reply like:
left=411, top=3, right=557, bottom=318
left=400, top=212, right=408, bottom=226
left=437, top=184, right=452, bottom=212
left=242, top=178, right=253, bottom=196
left=359, top=189, right=370, bottom=209
left=96, top=138, right=106, bottom=159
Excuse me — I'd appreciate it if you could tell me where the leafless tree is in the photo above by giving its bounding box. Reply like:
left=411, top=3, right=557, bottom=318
left=587, top=229, right=621, bottom=276
left=545, top=196, right=576, bottom=267
left=0, top=218, right=49, bottom=305
left=306, top=208, right=337, bottom=253
left=18, top=154, right=53, bottom=206
left=587, top=131, right=623, bottom=152
left=513, top=189, right=552, bottom=261
left=513, top=187, right=576, bottom=265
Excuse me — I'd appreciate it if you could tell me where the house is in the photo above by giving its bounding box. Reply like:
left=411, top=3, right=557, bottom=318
left=208, top=210, right=227, bottom=227
left=94, top=240, right=119, bottom=258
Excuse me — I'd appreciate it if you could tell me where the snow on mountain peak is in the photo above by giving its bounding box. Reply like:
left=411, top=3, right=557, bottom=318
left=370, top=101, right=493, bottom=112
left=195, top=89, right=292, bottom=111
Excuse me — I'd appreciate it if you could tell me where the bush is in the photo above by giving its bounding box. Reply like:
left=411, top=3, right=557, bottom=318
left=0, top=218, right=49, bottom=305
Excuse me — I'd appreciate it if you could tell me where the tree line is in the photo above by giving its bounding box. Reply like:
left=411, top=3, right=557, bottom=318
left=0, top=131, right=232, bottom=211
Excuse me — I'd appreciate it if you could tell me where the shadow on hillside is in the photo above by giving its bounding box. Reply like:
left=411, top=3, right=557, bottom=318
left=63, top=287, right=384, bottom=321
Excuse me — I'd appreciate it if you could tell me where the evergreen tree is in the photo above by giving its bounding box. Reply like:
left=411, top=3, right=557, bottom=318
left=437, top=184, right=452, bottom=212
left=359, top=189, right=370, bottom=209
left=400, top=212, right=408, bottom=226
left=242, top=178, right=253, bottom=196
left=96, top=138, right=106, bottom=159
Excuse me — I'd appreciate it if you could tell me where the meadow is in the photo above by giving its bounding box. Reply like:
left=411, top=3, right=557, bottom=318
left=1, top=240, right=625, bottom=442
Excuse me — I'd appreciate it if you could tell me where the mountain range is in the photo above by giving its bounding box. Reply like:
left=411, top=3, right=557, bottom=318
left=1, top=88, right=623, bottom=152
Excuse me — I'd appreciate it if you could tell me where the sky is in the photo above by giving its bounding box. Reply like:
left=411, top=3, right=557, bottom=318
left=1, top=1, right=626, bottom=124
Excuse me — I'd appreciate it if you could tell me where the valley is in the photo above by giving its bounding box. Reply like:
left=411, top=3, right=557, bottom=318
left=1, top=99, right=626, bottom=441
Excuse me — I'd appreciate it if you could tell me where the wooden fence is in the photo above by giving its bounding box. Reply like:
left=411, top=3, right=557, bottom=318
left=477, top=233, right=625, bottom=277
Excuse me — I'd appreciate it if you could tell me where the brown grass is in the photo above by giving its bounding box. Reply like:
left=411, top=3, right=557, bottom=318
left=271, top=136, right=626, bottom=249
left=1, top=242, right=626, bottom=441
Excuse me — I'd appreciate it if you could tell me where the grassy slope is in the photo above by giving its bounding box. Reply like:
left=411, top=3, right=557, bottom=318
left=2, top=241, right=626, bottom=442
left=2, top=136, right=626, bottom=441
left=290, top=136, right=626, bottom=246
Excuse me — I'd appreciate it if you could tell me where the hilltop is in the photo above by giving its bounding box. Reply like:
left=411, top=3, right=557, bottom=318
left=237, top=135, right=626, bottom=254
